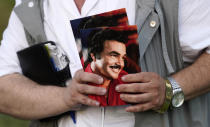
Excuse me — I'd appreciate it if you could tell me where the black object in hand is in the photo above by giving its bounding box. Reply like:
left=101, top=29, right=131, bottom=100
left=17, top=41, right=71, bottom=87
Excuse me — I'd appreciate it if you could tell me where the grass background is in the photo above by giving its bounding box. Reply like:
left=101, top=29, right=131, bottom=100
left=0, top=0, right=30, bottom=126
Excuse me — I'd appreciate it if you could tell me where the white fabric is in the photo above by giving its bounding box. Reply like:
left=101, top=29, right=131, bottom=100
left=0, top=0, right=210, bottom=127
left=43, top=0, right=136, bottom=126
left=179, top=0, right=210, bottom=63
left=0, top=0, right=136, bottom=127
left=0, top=11, right=28, bottom=76
left=47, top=1, right=136, bottom=126
left=60, top=106, right=135, bottom=127
left=15, top=0, right=21, bottom=6
left=43, top=0, right=136, bottom=76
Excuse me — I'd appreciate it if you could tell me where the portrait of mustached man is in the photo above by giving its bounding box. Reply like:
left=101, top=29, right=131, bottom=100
left=85, top=29, right=128, bottom=106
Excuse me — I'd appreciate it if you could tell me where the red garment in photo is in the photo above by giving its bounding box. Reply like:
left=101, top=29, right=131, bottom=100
left=85, top=64, right=127, bottom=106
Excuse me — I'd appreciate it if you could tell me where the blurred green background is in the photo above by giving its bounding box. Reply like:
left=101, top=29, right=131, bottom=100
left=0, top=0, right=30, bottom=126
left=0, top=0, right=14, bottom=40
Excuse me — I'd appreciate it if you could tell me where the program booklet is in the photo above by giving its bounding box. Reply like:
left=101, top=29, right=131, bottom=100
left=70, top=9, right=140, bottom=106
left=80, top=26, right=140, bottom=106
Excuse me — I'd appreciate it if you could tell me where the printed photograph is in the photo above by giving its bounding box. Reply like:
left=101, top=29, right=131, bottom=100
left=80, top=25, right=141, bottom=106
left=70, top=8, right=129, bottom=65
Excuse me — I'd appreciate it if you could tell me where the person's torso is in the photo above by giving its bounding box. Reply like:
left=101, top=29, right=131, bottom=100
left=42, top=0, right=136, bottom=127
left=43, top=0, right=136, bottom=76
left=13, top=0, right=210, bottom=127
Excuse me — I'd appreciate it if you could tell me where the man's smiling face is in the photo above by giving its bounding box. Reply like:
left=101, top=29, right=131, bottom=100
left=91, top=40, right=126, bottom=79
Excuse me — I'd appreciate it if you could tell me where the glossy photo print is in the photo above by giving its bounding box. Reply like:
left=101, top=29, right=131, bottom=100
left=80, top=25, right=140, bottom=106
left=70, top=8, right=129, bottom=65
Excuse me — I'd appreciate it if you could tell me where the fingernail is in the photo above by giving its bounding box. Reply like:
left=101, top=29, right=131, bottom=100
left=121, top=76, right=125, bottom=81
left=120, top=94, right=124, bottom=99
left=115, top=86, right=120, bottom=91
left=101, top=88, right=106, bottom=95
left=125, top=108, right=131, bottom=112
left=65, top=80, right=71, bottom=86
left=95, top=101, right=100, bottom=106
left=98, top=77, right=103, bottom=84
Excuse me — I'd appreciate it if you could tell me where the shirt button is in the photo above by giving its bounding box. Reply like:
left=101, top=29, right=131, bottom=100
left=28, top=1, right=34, bottom=8
left=150, top=20, right=156, bottom=28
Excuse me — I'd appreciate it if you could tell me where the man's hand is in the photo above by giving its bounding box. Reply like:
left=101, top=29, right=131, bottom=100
left=116, top=72, right=166, bottom=112
left=63, top=69, right=106, bottom=109
left=0, top=69, right=106, bottom=119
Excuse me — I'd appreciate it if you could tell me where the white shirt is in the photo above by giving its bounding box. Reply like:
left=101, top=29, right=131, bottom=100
left=0, top=0, right=136, bottom=127
left=179, top=0, right=210, bottom=62
left=43, top=0, right=136, bottom=127
left=43, top=0, right=136, bottom=76
left=0, top=0, right=210, bottom=127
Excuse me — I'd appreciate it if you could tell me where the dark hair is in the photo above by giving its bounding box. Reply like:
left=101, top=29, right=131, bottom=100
left=87, top=29, right=128, bottom=62
left=82, top=13, right=127, bottom=28
left=76, top=13, right=127, bottom=38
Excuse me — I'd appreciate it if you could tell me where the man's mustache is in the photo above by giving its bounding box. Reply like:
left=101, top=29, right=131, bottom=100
left=109, top=65, right=121, bottom=69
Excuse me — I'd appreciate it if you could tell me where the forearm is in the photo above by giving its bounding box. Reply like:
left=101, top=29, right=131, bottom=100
left=172, top=52, right=210, bottom=100
left=0, top=73, right=70, bottom=120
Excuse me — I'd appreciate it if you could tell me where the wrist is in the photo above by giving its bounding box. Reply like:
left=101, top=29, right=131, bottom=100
left=168, top=77, right=185, bottom=108
left=155, top=79, right=173, bottom=113
left=155, top=77, right=185, bottom=113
